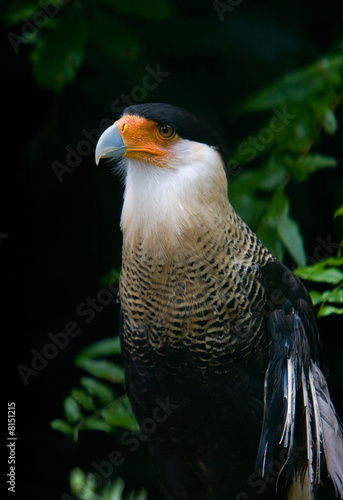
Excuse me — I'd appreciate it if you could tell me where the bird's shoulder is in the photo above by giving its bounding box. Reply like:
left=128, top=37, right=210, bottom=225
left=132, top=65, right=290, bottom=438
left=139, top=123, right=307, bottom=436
left=258, top=257, right=322, bottom=363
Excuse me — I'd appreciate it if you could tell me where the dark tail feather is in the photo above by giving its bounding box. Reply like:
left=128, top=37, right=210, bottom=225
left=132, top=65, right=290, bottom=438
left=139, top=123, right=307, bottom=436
left=309, top=361, right=343, bottom=499
left=256, top=312, right=343, bottom=498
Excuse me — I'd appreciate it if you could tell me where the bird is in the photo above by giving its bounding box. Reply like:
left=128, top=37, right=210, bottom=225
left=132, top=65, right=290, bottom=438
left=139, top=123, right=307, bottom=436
left=95, top=103, right=343, bottom=500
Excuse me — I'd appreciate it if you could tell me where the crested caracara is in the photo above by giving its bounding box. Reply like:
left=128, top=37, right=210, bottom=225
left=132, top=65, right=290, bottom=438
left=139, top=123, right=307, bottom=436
left=95, top=103, right=343, bottom=500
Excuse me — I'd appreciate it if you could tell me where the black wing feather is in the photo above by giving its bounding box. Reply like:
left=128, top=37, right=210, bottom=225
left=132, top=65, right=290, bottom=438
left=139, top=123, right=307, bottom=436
left=256, top=259, right=343, bottom=498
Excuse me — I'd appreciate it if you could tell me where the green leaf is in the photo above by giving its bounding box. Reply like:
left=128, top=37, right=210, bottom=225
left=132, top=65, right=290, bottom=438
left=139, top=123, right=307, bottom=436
left=83, top=417, right=113, bottom=434
left=64, top=396, right=83, bottom=423
left=71, top=388, right=95, bottom=413
left=324, top=256, right=343, bottom=266
left=76, top=358, right=125, bottom=383
left=80, top=377, right=116, bottom=406
left=130, top=492, right=148, bottom=500
left=285, top=153, right=337, bottom=182
left=229, top=158, right=290, bottom=233
left=277, top=215, right=306, bottom=267
left=310, top=288, right=343, bottom=306
left=322, top=108, right=338, bottom=135
left=309, top=290, right=323, bottom=306
left=295, top=266, right=343, bottom=284
left=318, top=305, right=343, bottom=318
left=256, top=220, right=284, bottom=262
left=255, top=158, right=289, bottom=190
left=70, top=467, right=87, bottom=494
left=263, top=187, right=289, bottom=221
left=242, top=55, right=343, bottom=112
left=4, top=1, right=38, bottom=25
left=107, top=478, right=148, bottom=500
left=98, top=269, right=121, bottom=287
left=101, top=396, right=139, bottom=430
left=108, top=477, right=125, bottom=499
left=76, top=337, right=121, bottom=361
left=70, top=468, right=102, bottom=498
left=256, top=187, right=306, bottom=266
left=69, top=470, right=148, bottom=500
left=31, top=5, right=88, bottom=93
left=50, top=418, right=73, bottom=436
left=229, top=188, right=268, bottom=230
left=334, top=205, right=343, bottom=218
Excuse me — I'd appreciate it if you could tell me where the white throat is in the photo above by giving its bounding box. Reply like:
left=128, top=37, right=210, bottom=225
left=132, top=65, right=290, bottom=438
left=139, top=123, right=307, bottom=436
left=119, top=141, right=228, bottom=248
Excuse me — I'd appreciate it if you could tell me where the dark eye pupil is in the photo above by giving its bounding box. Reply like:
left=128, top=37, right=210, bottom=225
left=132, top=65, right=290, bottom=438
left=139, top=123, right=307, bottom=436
left=160, top=125, right=174, bottom=137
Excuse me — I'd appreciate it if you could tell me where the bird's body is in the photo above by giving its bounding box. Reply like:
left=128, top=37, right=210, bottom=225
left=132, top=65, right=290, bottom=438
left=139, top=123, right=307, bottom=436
left=95, top=103, right=343, bottom=500
left=120, top=207, right=272, bottom=499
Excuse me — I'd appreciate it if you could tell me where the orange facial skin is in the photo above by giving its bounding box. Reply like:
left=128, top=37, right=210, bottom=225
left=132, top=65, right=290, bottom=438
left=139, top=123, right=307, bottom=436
left=115, top=115, right=178, bottom=166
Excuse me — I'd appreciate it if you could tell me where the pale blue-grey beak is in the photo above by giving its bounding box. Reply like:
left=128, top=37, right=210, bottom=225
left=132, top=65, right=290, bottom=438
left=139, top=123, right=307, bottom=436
left=95, top=123, right=127, bottom=165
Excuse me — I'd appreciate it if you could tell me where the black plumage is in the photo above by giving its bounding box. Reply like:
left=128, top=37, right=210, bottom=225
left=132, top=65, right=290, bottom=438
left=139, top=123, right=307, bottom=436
left=95, top=103, right=343, bottom=500
left=122, top=103, right=227, bottom=160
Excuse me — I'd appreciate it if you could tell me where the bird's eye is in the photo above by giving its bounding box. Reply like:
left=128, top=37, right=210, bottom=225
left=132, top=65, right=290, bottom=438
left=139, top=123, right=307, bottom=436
left=158, top=124, right=175, bottom=139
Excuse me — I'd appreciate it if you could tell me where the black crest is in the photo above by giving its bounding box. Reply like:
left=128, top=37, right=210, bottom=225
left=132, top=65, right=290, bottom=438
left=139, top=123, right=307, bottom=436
left=122, top=103, right=227, bottom=162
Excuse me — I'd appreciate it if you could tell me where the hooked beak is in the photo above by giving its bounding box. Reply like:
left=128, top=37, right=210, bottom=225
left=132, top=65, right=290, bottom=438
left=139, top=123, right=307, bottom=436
left=95, top=123, right=127, bottom=165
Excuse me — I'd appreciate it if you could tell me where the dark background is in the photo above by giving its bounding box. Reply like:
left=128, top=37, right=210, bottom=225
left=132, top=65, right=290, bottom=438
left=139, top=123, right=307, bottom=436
left=2, top=0, right=343, bottom=498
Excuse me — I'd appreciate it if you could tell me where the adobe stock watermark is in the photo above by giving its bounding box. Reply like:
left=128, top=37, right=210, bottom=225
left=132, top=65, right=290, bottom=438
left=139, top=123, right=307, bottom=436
left=226, top=106, right=296, bottom=180
left=213, top=0, right=243, bottom=21
left=236, top=442, right=307, bottom=499
left=52, top=64, right=170, bottom=183
left=17, top=269, right=120, bottom=386
left=7, top=0, right=71, bottom=54
left=303, top=235, right=340, bottom=266
left=61, top=396, right=179, bottom=499
left=90, top=398, right=179, bottom=487
left=227, top=233, right=341, bottom=325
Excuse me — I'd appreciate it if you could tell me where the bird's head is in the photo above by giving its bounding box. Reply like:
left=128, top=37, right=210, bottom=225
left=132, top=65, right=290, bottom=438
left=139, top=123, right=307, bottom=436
left=95, top=103, right=229, bottom=246
left=95, top=103, right=226, bottom=169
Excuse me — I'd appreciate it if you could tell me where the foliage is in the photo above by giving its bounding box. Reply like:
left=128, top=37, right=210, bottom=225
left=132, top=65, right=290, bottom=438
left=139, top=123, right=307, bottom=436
left=67, top=469, right=147, bottom=500
left=52, top=337, right=144, bottom=498
left=3, top=0, right=172, bottom=93
left=51, top=337, right=139, bottom=440
left=295, top=208, right=343, bottom=318
left=228, top=55, right=342, bottom=266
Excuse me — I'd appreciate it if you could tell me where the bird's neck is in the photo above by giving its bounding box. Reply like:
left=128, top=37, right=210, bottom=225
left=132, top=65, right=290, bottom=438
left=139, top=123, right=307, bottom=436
left=120, top=156, right=230, bottom=257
